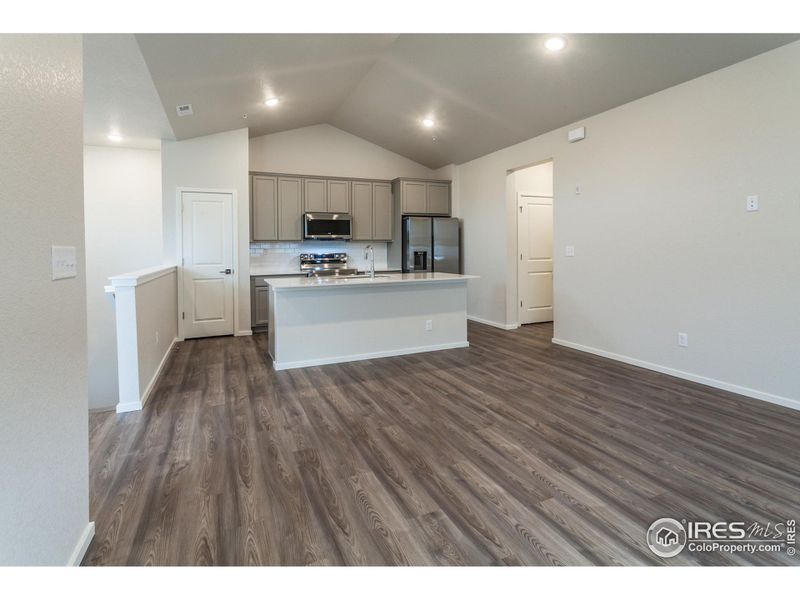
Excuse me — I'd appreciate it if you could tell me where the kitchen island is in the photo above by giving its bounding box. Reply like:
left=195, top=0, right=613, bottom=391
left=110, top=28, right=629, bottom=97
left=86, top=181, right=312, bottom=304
left=263, top=272, right=477, bottom=370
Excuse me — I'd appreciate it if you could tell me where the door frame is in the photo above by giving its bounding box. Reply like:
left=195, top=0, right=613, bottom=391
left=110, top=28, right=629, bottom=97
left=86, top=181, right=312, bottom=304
left=512, top=159, right=555, bottom=328
left=175, top=187, right=239, bottom=341
left=517, top=191, right=554, bottom=325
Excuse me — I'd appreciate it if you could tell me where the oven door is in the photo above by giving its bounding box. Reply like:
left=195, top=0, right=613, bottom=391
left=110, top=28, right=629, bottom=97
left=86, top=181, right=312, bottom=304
left=304, top=213, right=352, bottom=240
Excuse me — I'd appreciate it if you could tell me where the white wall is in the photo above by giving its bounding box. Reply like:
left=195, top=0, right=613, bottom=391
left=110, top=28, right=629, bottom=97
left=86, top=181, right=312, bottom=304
left=0, top=34, right=92, bottom=565
left=84, top=145, right=162, bottom=410
left=162, top=128, right=251, bottom=333
left=455, top=41, right=800, bottom=407
left=249, top=123, right=436, bottom=179
left=135, top=272, right=178, bottom=393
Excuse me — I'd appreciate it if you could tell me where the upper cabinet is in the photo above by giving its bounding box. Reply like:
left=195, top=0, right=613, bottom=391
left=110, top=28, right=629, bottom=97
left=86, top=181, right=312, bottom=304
left=251, top=172, right=393, bottom=242
left=372, top=183, right=393, bottom=240
left=303, top=178, right=327, bottom=212
left=277, top=177, right=302, bottom=241
left=251, top=175, right=278, bottom=241
left=427, top=182, right=451, bottom=215
left=393, top=178, right=451, bottom=216
left=327, top=180, right=351, bottom=213
left=303, top=177, right=351, bottom=214
left=251, top=174, right=302, bottom=241
left=351, top=181, right=393, bottom=241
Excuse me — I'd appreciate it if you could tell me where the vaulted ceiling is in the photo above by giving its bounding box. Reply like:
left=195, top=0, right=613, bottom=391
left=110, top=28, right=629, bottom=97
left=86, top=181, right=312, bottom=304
left=85, top=33, right=800, bottom=168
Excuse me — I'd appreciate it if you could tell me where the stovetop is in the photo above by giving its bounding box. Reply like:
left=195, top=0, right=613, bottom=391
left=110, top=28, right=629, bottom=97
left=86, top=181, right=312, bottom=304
left=300, top=252, right=351, bottom=275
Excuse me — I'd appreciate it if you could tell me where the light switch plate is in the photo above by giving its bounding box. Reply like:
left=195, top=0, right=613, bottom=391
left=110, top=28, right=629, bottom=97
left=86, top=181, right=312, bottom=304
left=565, top=245, right=575, bottom=257
left=51, top=245, right=77, bottom=280
left=746, top=195, right=759, bottom=212
left=678, top=332, right=689, bottom=347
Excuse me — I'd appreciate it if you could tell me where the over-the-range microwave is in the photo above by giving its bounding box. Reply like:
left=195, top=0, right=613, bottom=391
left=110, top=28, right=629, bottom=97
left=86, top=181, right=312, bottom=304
left=303, top=212, right=352, bottom=240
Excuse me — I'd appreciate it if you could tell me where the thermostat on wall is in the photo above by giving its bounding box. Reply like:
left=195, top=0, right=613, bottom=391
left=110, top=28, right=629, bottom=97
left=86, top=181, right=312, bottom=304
left=568, top=126, right=586, bottom=143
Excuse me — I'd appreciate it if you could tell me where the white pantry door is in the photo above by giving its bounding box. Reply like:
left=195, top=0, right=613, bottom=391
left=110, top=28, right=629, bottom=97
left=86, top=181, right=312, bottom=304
left=181, top=190, right=234, bottom=338
left=518, top=192, right=553, bottom=324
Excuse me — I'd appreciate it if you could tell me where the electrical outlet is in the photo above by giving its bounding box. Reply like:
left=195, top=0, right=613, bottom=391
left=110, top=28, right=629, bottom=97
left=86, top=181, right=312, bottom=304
left=425, top=319, right=433, bottom=331
left=565, top=245, right=575, bottom=257
left=678, top=332, right=689, bottom=347
left=746, top=195, right=759, bottom=212
left=575, top=184, right=582, bottom=195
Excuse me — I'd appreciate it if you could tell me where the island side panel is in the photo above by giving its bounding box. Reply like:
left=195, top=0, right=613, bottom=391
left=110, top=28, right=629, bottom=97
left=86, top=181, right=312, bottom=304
left=268, top=285, right=276, bottom=361
left=270, top=281, right=468, bottom=370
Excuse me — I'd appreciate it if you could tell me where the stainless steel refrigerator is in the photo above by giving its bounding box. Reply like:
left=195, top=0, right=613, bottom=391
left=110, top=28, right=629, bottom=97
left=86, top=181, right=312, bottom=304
left=402, top=216, right=461, bottom=273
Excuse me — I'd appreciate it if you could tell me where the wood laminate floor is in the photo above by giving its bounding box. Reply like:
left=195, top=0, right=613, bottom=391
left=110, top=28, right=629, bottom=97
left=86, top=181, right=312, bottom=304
left=83, top=322, right=800, bottom=566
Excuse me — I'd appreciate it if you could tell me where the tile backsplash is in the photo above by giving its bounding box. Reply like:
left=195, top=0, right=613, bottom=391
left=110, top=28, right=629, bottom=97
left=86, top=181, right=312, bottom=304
left=250, top=241, right=389, bottom=274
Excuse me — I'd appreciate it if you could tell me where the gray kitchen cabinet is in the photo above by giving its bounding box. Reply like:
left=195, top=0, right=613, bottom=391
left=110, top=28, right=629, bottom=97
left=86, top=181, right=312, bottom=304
left=351, top=181, right=373, bottom=240
left=401, top=180, right=427, bottom=214
left=372, top=183, right=393, bottom=240
left=252, top=284, right=270, bottom=328
left=303, top=178, right=327, bottom=212
left=350, top=181, right=393, bottom=241
left=427, top=182, right=451, bottom=215
left=327, top=179, right=351, bottom=213
left=394, top=178, right=451, bottom=216
left=251, top=175, right=278, bottom=241
left=278, top=177, right=302, bottom=240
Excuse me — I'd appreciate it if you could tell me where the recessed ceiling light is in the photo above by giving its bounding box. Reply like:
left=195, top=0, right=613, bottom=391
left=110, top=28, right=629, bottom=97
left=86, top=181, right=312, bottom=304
left=544, top=36, right=567, bottom=52
left=107, top=133, right=123, bottom=142
left=265, top=97, right=280, bottom=107
left=422, top=118, right=435, bottom=128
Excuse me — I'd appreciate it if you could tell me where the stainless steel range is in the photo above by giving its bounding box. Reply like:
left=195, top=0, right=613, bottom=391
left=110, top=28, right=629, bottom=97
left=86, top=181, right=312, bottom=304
left=299, top=253, right=358, bottom=277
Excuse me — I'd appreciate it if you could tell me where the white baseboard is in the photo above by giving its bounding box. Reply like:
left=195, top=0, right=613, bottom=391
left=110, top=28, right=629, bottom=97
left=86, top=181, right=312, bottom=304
left=551, top=338, right=800, bottom=412
left=67, top=521, right=95, bottom=566
left=116, top=337, right=178, bottom=414
left=116, top=400, right=143, bottom=414
left=274, top=341, right=470, bottom=371
left=468, top=315, right=518, bottom=330
left=235, top=329, right=253, bottom=337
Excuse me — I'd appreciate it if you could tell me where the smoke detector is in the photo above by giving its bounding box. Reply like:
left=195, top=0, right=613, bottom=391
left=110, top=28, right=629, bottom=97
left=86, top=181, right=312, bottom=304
left=176, top=104, right=193, bottom=117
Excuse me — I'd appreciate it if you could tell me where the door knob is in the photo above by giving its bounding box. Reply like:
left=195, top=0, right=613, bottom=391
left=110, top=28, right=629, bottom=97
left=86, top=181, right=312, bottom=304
left=219, top=268, right=232, bottom=274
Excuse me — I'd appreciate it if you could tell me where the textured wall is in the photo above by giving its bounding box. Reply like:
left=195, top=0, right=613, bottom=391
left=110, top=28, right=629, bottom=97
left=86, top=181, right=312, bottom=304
left=0, top=34, right=90, bottom=564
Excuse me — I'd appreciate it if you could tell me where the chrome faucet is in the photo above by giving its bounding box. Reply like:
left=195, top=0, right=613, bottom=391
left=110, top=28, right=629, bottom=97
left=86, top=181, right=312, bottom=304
left=364, top=245, right=375, bottom=279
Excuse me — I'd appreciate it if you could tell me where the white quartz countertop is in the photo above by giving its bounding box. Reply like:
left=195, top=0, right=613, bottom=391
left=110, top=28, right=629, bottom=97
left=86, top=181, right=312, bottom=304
left=263, top=272, right=477, bottom=291
left=250, top=268, right=402, bottom=277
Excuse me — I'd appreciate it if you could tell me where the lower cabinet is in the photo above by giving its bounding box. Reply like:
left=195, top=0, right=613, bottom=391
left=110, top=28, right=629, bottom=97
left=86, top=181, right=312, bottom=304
left=251, top=278, right=269, bottom=329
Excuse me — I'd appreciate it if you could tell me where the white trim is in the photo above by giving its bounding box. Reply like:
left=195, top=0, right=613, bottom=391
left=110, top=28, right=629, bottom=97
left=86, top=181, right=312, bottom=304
left=139, top=337, right=179, bottom=409
left=468, top=315, right=518, bottom=330
left=552, top=338, right=800, bottom=412
left=116, top=337, right=178, bottom=414
left=235, top=329, right=253, bottom=337
left=273, top=341, right=470, bottom=371
left=176, top=187, right=238, bottom=341
left=116, top=400, right=143, bottom=413
left=109, top=264, right=177, bottom=288
left=67, top=521, right=95, bottom=566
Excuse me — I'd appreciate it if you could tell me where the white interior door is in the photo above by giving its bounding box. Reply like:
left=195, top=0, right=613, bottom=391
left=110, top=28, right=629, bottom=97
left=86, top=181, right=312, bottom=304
left=518, top=192, right=553, bottom=324
left=181, top=190, right=234, bottom=338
